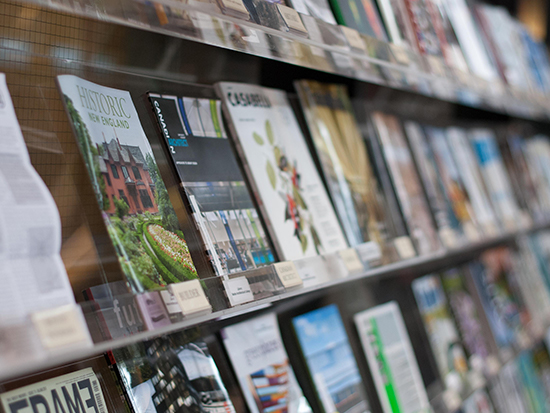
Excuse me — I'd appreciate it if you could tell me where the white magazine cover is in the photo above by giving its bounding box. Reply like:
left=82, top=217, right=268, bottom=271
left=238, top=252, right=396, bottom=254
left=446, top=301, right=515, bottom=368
left=469, top=129, right=522, bottom=231
left=286, top=0, right=337, bottom=24
left=354, top=302, right=430, bottom=413
left=443, top=0, right=499, bottom=82
left=446, top=127, right=499, bottom=237
left=216, top=82, right=348, bottom=260
left=221, top=313, right=311, bottom=413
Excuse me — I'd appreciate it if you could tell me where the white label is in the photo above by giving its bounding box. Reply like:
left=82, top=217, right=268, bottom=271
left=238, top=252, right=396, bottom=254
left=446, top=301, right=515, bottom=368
left=278, top=5, right=308, bottom=35
left=340, top=26, right=366, bottom=51
left=274, top=261, right=303, bottom=288
left=310, top=45, right=326, bottom=57
left=31, top=304, right=91, bottom=350
left=160, top=290, right=183, bottom=314
left=0, top=368, right=108, bottom=413
left=394, top=236, right=416, bottom=259
left=170, top=279, right=212, bottom=316
left=439, top=227, right=458, bottom=248
left=224, top=277, right=254, bottom=306
left=219, top=0, right=249, bottom=15
left=338, top=248, right=364, bottom=273
left=356, top=241, right=382, bottom=264
left=463, top=221, right=481, bottom=242
left=242, top=29, right=260, bottom=44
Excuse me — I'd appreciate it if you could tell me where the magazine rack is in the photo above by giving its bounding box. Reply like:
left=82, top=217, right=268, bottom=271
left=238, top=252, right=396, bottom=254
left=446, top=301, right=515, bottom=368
left=17, top=0, right=550, bottom=120
left=3, top=1, right=550, bottom=412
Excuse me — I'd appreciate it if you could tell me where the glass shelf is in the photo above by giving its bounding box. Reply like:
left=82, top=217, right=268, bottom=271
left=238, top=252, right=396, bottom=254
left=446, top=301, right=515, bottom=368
left=1, top=219, right=549, bottom=383
left=18, top=0, right=550, bottom=122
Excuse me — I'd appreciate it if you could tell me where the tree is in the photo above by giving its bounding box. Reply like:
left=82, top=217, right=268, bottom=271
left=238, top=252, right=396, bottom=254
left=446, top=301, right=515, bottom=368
left=114, top=197, right=130, bottom=219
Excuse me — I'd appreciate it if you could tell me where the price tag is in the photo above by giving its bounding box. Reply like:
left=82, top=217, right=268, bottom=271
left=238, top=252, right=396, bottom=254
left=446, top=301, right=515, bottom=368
left=277, top=5, right=308, bottom=36
left=356, top=241, right=382, bottom=264
left=170, top=279, right=212, bottom=317
left=463, top=221, right=481, bottom=242
left=224, top=277, right=254, bottom=306
left=274, top=261, right=303, bottom=288
left=439, top=227, right=458, bottom=248
left=394, top=236, right=416, bottom=259
left=338, top=248, right=364, bottom=273
left=218, top=0, right=249, bottom=15
left=31, top=304, right=91, bottom=350
left=160, top=290, right=183, bottom=314
left=340, top=26, right=366, bottom=52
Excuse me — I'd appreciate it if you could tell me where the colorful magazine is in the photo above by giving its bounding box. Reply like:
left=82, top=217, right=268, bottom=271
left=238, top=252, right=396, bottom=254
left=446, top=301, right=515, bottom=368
left=221, top=313, right=311, bottom=413
left=412, top=275, right=470, bottom=384
left=57, top=75, right=199, bottom=294
left=114, top=331, right=236, bottom=413
left=374, top=0, right=416, bottom=47
left=216, top=82, right=348, bottom=260
left=404, top=121, right=464, bottom=247
left=293, top=304, right=371, bottom=413
left=354, top=302, right=430, bottom=413
left=424, top=126, right=480, bottom=241
left=402, top=0, right=445, bottom=57
left=440, top=268, right=492, bottom=362
left=327, top=0, right=388, bottom=39
left=469, top=128, right=522, bottom=231
left=446, top=127, right=499, bottom=237
left=148, top=93, right=275, bottom=278
left=294, top=80, right=392, bottom=260
left=371, top=112, right=441, bottom=255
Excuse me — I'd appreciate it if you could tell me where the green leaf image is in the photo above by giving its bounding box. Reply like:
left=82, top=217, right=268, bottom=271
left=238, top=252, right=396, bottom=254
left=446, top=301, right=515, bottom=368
left=293, top=186, right=308, bottom=210
left=311, top=226, right=321, bottom=255
left=266, top=120, right=274, bottom=145
left=266, top=160, right=277, bottom=189
left=300, top=234, right=308, bottom=253
left=274, top=146, right=282, bottom=164
left=253, top=132, right=264, bottom=145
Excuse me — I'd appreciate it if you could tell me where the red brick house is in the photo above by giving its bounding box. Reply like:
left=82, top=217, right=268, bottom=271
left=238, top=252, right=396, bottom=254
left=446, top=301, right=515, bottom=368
left=98, top=138, right=158, bottom=215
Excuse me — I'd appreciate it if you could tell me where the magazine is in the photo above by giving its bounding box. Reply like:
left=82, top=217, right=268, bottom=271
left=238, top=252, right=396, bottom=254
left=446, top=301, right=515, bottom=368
left=57, top=75, right=201, bottom=295
left=286, top=0, right=338, bottom=25
left=461, top=389, right=495, bottom=413
left=424, top=126, right=481, bottom=241
left=446, top=127, right=499, bottom=237
left=412, top=275, right=470, bottom=385
left=440, top=268, right=492, bottom=363
left=469, top=128, right=522, bottom=231
left=371, top=113, right=441, bottom=255
left=293, top=304, right=371, bottom=413
left=402, top=0, right=445, bottom=57
left=148, top=93, right=275, bottom=278
left=354, top=302, right=430, bottom=413
left=114, top=331, right=236, bottom=413
left=216, top=82, right=348, bottom=260
left=374, top=0, right=416, bottom=47
left=404, top=121, right=463, bottom=247
left=327, top=0, right=387, bottom=39
left=221, top=313, right=311, bottom=413
left=294, top=81, right=391, bottom=260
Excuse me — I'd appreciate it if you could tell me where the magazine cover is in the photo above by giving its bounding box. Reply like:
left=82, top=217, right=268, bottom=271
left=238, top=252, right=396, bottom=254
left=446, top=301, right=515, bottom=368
left=114, top=331, right=236, bottom=413
left=371, top=112, right=441, bottom=255
left=404, top=121, right=464, bottom=247
left=354, top=302, right=431, bottom=413
left=286, top=0, right=338, bottom=24
left=148, top=93, right=275, bottom=278
left=293, top=304, right=371, bottom=413
left=327, top=0, right=387, bottom=39
left=294, top=81, right=391, bottom=260
left=373, top=0, right=416, bottom=47
left=446, top=127, right=500, bottom=238
left=216, top=82, right=348, bottom=261
left=440, top=268, right=492, bottom=363
left=411, top=275, right=470, bottom=385
left=469, top=129, right=522, bottom=231
left=461, top=389, right=495, bottom=413
left=490, top=361, right=530, bottom=413
left=402, top=0, right=445, bottom=57
left=221, top=313, right=312, bottom=413
left=424, top=126, right=481, bottom=241
left=57, top=75, right=199, bottom=294
left=524, top=137, right=550, bottom=215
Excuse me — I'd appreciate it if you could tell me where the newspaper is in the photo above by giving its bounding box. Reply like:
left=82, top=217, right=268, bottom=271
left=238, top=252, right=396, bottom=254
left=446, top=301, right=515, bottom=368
left=0, top=74, right=82, bottom=361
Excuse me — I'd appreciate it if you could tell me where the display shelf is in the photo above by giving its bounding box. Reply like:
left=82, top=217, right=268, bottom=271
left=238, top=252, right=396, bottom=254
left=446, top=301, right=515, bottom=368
left=2, top=220, right=549, bottom=384
left=17, top=0, right=550, bottom=122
